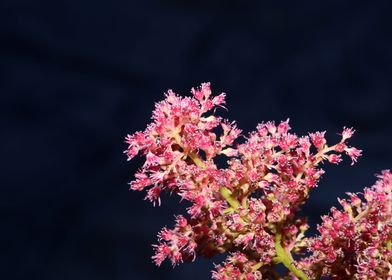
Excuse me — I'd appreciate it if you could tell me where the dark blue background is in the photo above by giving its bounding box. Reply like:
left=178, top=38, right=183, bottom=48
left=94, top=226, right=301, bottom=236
left=2, top=1, right=391, bottom=279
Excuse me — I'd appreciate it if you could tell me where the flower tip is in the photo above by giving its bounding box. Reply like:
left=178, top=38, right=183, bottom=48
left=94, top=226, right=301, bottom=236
left=277, top=118, right=291, bottom=134
left=341, top=127, right=356, bottom=141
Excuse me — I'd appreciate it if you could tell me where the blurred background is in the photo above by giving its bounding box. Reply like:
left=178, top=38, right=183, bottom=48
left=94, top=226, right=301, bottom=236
left=2, top=0, right=391, bottom=279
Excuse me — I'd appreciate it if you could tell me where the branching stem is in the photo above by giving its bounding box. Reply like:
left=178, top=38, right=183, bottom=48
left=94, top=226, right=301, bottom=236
left=274, top=232, right=309, bottom=280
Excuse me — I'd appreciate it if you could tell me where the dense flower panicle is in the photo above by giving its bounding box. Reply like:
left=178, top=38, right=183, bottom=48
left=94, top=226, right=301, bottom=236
left=124, top=83, right=380, bottom=279
left=225, top=120, right=361, bottom=229
left=301, top=170, right=392, bottom=279
left=125, top=83, right=240, bottom=208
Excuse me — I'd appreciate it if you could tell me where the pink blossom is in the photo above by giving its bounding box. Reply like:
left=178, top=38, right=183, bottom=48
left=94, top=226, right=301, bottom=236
left=344, top=146, right=362, bottom=165
left=301, top=170, right=392, bottom=279
left=341, top=126, right=355, bottom=141
left=277, top=118, right=291, bottom=135
left=309, top=131, right=326, bottom=150
left=327, top=154, right=342, bottom=164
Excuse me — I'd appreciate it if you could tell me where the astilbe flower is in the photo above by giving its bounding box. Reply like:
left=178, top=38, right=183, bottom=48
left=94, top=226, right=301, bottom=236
left=125, top=83, right=367, bottom=279
left=300, top=170, right=392, bottom=279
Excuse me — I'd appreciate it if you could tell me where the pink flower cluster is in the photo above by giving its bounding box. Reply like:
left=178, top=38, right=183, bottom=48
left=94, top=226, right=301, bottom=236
left=300, top=170, right=392, bottom=279
left=124, top=83, right=390, bottom=279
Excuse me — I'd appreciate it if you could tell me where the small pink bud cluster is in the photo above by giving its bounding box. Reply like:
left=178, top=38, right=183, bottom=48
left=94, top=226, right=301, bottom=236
left=301, top=170, right=392, bottom=279
left=123, top=83, right=390, bottom=279
left=212, top=252, right=263, bottom=280
left=152, top=215, right=197, bottom=266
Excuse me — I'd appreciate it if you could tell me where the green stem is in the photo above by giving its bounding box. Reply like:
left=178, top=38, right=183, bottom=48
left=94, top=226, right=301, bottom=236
left=251, top=262, right=262, bottom=271
left=172, top=131, right=182, bottom=144
left=188, top=153, right=207, bottom=170
left=223, top=207, right=235, bottom=214
left=274, top=232, right=309, bottom=280
left=220, top=187, right=239, bottom=210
